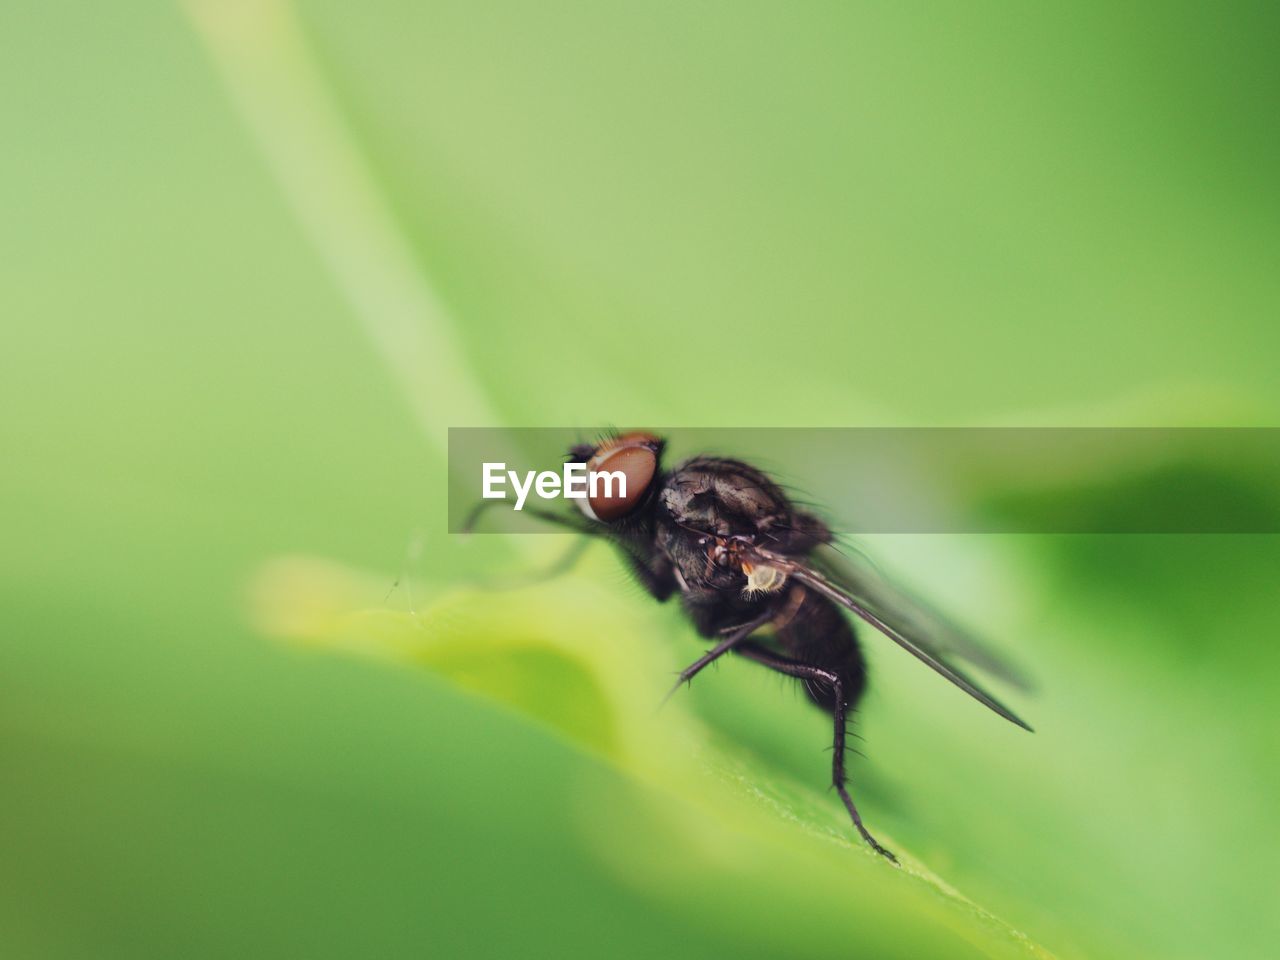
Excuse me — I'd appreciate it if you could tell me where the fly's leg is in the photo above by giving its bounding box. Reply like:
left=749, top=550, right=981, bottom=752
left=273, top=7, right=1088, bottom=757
left=462, top=500, right=677, bottom=601
left=661, top=609, right=774, bottom=705
left=735, top=640, right=898, bottom=863
left=461, top=500, right=597, bottom=536
left=478, top=537, right=594, bottom=591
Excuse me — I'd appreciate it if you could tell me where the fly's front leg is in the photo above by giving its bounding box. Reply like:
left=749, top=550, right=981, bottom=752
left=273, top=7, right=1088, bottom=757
left=735, top=641, right=897, bottom=863
left=473, top=537, right=593, bottom=591
left=463, top=500, right=676, bottom=600
left=462, top=500, right=597, bottom=536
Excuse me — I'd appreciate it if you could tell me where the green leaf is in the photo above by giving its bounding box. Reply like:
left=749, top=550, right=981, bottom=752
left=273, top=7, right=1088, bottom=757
left=250, top=553, right=1056, bottom=960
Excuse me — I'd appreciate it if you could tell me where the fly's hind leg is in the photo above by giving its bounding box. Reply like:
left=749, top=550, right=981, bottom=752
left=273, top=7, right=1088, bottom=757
left=734, top=640, right=897, bottom=863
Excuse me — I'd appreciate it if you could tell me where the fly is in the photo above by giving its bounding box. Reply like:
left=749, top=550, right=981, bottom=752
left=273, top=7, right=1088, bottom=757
left=466, top=432, right=1033, bottom=861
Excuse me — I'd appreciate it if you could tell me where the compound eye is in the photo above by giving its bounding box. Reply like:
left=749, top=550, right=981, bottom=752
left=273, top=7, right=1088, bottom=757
left=580, top=436, right=658, bottom=522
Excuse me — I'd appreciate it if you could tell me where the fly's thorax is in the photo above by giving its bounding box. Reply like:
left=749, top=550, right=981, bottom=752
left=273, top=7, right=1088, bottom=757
left=655, top=457, right=805, bottom=596
left=658, top=457, right=794, bottom=538
left=655, top=515, right=791, bottom=602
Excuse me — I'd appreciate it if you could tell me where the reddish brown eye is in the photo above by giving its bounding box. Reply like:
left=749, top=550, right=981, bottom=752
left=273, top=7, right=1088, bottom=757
left=583, top=438, right=658, bottom=521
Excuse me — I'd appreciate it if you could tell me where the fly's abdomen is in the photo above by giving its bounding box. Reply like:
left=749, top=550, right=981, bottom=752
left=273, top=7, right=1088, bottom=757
left=774, top=588, right=867, bottom=714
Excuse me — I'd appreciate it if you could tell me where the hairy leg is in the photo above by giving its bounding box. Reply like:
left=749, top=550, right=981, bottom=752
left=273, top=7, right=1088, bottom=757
left=661, top=609, right=775, bottom=705
left=735, top=640, right=896, bottom=862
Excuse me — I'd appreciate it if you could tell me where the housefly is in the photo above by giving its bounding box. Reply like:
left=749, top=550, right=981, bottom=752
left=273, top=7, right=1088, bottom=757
left=466, top=432, right=1033, bottom=861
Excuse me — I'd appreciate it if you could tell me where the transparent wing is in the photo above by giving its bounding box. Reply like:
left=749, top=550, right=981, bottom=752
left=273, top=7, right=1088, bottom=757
left=743, top=542, right=1034, bottom=732
left=812, top=541, right=1035, bottom=692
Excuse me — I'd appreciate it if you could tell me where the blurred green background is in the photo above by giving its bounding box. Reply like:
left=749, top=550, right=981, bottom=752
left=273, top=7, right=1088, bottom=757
left=3, top=2, right=1279, bottom=958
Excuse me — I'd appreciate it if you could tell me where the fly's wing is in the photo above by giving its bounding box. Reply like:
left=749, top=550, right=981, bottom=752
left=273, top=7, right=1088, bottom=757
left=811, top=541, right=1034, bottom=692
left=743, top=542, right=1034, bottom=732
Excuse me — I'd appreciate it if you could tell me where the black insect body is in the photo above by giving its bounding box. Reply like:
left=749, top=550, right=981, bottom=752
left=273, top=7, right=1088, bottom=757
left=470, top=432, right=1033, bottom=861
